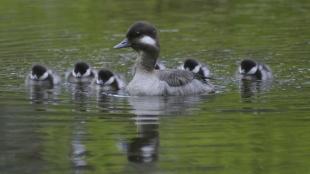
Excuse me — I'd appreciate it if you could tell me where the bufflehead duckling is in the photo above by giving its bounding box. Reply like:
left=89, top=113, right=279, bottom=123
left=26, top=64, right=61, bottom=86
left=66, top=62, right=95, bottom=83
left=178, top=58, right=211, bottom=79
left=114, top=21, right=214, bottom=96
left=238, top=59, right=272, bottom=81
left=96, top=69, right=126, bottom=90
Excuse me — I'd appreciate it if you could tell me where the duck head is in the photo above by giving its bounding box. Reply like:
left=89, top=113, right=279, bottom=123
left=114, top=21, right=160, bottom=71
left=183, top=59, right=201, bottom=73
left=239, top=59, right=258, bottom=75
left=96, top=69, right=116, bottom=86
left=114, top=21, right=159, bottom=51
left=31, top=64, right=49, bottom=81
left=73, top=62, right=92, bottom=78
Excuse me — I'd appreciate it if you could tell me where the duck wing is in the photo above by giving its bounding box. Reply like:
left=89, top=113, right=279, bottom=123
left=157, top=69, right=197, bottom=87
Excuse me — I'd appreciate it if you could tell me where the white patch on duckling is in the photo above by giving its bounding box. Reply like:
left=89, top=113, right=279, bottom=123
left=104, top=76, right=115, bottom=85
left=30, top=71, right=48, bottom=80
left=192, top=65, right=201, bottom=73
left=96, top=79, right=103, bottom=85
left=248, top=65, right=258, bottom=75
left=39, top=72, right=49, bottom=80
left=72, top=70, right=78, bottom=77
left=239, top=66, right=244, bottom=74
left=140, top=36, right=156, bottom=46
left=83, top=68, right=91, bottom=77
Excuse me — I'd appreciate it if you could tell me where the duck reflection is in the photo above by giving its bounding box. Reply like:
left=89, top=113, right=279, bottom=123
left=119, top=95, right=203, bottom=164
left=239, top=80, right=272, bottom=102
left=96, top=88, right=128, bottom=113
left=26, top=84, right=60, bottom=106
left=127, top=117, right=159, bottom=163
left=71, top=118, right=89, bottom=173
left=68, top=83, right=93, bottom=112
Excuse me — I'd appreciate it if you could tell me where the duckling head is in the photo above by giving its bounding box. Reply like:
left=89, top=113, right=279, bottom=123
left=183, top=59, right=201, bottom=73
left=96, top=69, right=116, bottom=86
left=239, top=59, right=258, bottom=75
left=73, top=62, right=91, bottom=78
left=31, top=64, right=49, bottom=81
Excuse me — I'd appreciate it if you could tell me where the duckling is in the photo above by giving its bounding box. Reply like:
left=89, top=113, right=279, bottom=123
left=114, top=21, right=214, bottom=96
left=178, top=58, right=211, bottom=79
left=26, top=64, right=60, bottom=86
left=95, top=69, right=126, bottom=90
left=238, top=59, right=272, bottom=81
left=66, top=62, right=95, bottom=83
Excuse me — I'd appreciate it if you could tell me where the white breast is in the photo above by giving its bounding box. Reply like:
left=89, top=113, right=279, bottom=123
left=126, top=71, right=165, bottom=96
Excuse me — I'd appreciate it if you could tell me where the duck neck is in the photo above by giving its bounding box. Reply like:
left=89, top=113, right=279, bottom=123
left=135, top=49, right=159, bottom=72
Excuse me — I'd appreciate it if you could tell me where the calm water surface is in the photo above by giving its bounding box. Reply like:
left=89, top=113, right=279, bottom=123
left=0, top=0, right=310, bottom=173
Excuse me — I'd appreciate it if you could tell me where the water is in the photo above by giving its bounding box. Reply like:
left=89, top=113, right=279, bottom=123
left=0, top=0, right=310, bottom=173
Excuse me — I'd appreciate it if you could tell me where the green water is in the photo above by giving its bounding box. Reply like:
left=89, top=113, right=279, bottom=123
left=0, top=0, right=310, bottom=173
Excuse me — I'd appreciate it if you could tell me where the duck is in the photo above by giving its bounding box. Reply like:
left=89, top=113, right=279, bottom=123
left=114, top=21, right=214, bottom=96
left=26, top=64, right=61, bottom=86
left=95, top=69, right=126, bottom=90
left=66, top=62, right=96, bottom=83
left=238, top=59, right=272, bottom=81
left=178, top=58, right=211, bottom=80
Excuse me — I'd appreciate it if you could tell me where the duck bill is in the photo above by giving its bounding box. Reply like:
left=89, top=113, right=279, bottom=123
left=113, top=38, right=131, bottom=49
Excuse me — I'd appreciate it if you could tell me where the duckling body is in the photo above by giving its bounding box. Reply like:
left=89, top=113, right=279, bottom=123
left=96, top=69, right=126, bottom=91
left=238, top=59, right=272, bottom=81
left=66, top=62, right=95, bottom=83
left=26, top=64, right=60, bottom=87
left=114, top=21, right=214, bottom=96
left=179, top=58, right=211, bottom=79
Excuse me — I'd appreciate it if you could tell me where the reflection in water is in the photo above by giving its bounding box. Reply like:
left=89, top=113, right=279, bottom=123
left=128, top=96, right=203, bottom=116
left=119, top=95, right=206, bottom=166
left=126, top=117, right=159, bottom=163
left=26, top=84, right=60, bottom=109
left=239, top=80, right=272, bottom=102
left=71, top=117, right=90, bottom=174
left=68, top=83, right=93, bottom=112
left=67, top=84, right=94, bottom=172
left=96, top=88, right=128, bottom=113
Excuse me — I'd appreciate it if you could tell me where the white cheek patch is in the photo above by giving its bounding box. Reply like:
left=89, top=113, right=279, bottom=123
left=30, top=73, right=37, bottom=80
left=39, top=72, right=49, bottom=80
left=192, top=65, right=201, bottom=73
left=140, top=36, right=156, bottom=46
left=239, top=66, right=244, bottom=74
left=72, top=70, right=77, bottom=77
left=248, top=65, right=258, bottom=75
left=83, top=68, right=91, bottom=77
left=96, top=79, right=103, bottom=85
left=104, top=76, right=115, bottom=85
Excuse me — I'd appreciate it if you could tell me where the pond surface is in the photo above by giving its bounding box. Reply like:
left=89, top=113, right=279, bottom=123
left=0, top=0, right=310, bottom=173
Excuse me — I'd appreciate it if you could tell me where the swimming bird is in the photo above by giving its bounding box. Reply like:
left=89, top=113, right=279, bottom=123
left=95, top=69, right=126, bottom=90
left=238, top=59, right=272, bottom=81
left=114, top=21, right=214, bottom=96
left=26, top=64, right=60, bottom=86
left=178, top=58, right=211, bottom=79
left=66, top=62, right=96, bottom=83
